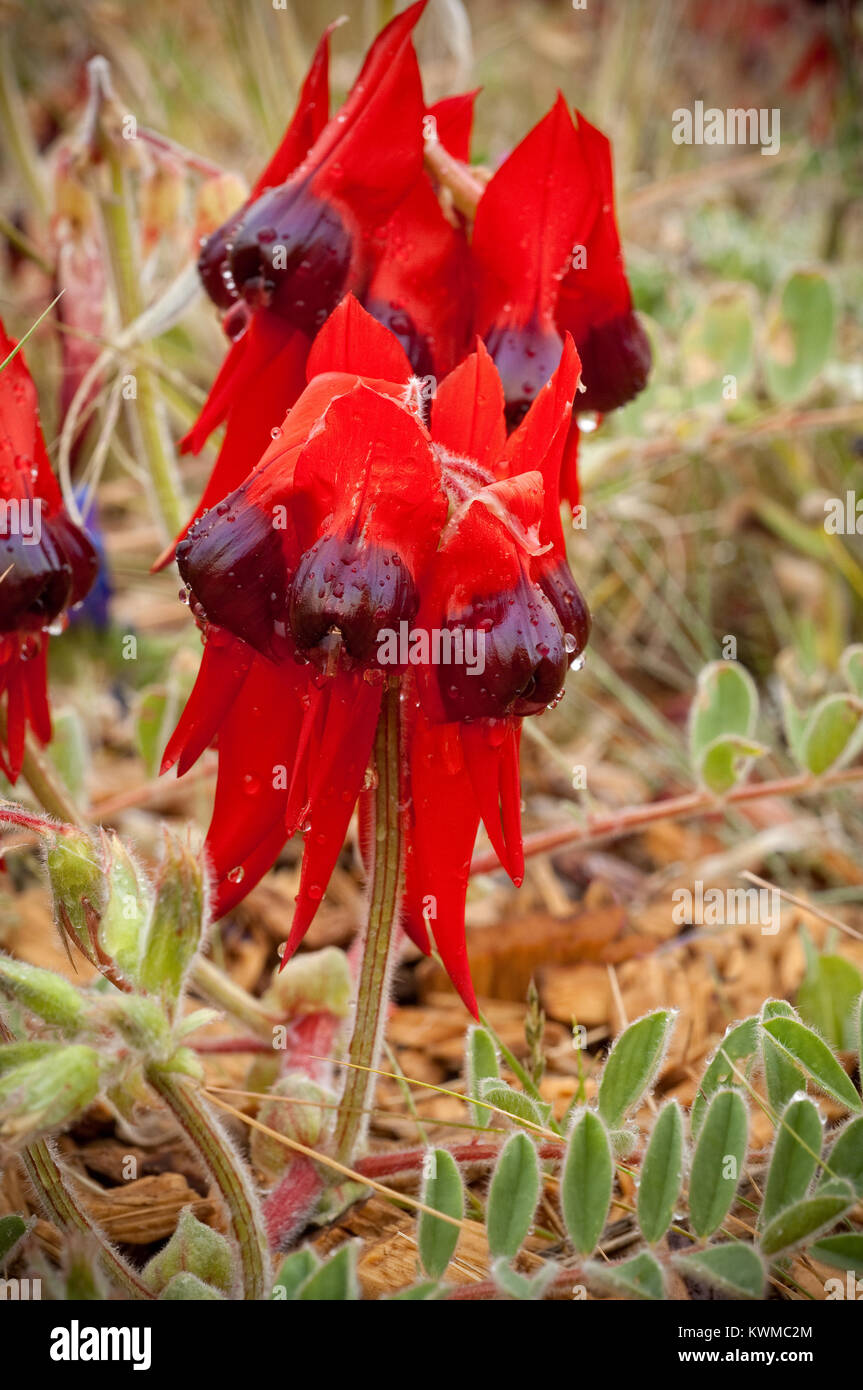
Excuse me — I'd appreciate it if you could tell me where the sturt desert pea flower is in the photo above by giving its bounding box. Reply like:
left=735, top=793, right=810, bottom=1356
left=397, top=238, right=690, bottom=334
left=0, top=320, right=97, bottom=781
left=163, top=295, right=589, bottom=1015
left=471, top=95, right=650, bottom=504
left=175, top=3, right=429, bottom=544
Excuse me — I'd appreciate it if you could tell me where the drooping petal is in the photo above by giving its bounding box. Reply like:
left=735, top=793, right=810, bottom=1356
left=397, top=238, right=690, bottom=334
left=405, top=715, right=479, bottom=1016
left=280, top=670, right=383, bottom=959
left=461, top=719, right=524, bottom=885
left=160, top=627, right=254, bottom=776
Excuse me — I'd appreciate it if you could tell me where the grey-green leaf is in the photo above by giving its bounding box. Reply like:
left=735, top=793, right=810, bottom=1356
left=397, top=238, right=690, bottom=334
left=480, top=1080, right=550, bottom=1130
left=688, top=1089, right=748, bottom=1238
left=819, top=1115, right=863, bottom=1196
left=597, top=1009, right=676, bottom=1128
left=674, top=1243, right=765, bottom=1300
left=761, top=1017, right=862, bottom=1113
left=272, top=1248, right=318, bottom=1299
left=486, top=1132, right=540, bottom=1260
left=637, top=1100, right=684, bottom=1244
left=466, top=1025, right=499, bottom=1129
left=561, top=1110, right=614, bottom=1255
left=761, top=1096, right=822, bottom=1228
left=808, top=1233, right=863, bottom=1277
left=759, top=1182, right=855, bottom=1257
left=585, top=1250, right=664, bottom=1301
left=760, top=1000, right=804, bottom=1113
left=418, top=1149, right=463, bottom=1279
left=801, top=695, right=863, bottom=777
left=297, top=1243, right=359, bottom=1301
left=691, top=1017, right=758, bottom=1136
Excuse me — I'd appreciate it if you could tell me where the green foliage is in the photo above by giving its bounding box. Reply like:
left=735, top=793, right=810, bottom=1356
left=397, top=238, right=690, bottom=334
left=418, top=1149, right=464, bottom=1279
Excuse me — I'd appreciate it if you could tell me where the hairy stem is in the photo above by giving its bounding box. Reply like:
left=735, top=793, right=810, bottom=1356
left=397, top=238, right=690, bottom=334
left=20, top=1137, right=153, bottom=1298
left=146, top=1063, right=270, bottom=1300
left=332, top=680, right=404, bottom=1165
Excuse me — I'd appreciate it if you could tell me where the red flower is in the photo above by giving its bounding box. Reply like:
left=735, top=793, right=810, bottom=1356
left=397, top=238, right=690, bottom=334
left=470, top=96, right=650, bottom=503
left=163, top=296, right=589, bottom=1015
left=174, top=3, right=429, bottom=548
left=0, top=320, right=97, bottom=780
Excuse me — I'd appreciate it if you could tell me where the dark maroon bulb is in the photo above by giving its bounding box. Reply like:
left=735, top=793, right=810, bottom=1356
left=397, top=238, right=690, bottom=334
left=177, top=490, right=288, bottom=658
left=577, top=310, right=651, bottom=413
left=363, top=298, right=435, bottom=379
left=197, top=209, right=245, bottom=311
left=434, top=571, right=567, bottom=721
left=484, top=318, right=564, bottom=432
left=536, top=557, right=590, bottom=660
left=0, top=512, right=97, bottom=635
left=227, top=183, right=354, bottom=336
left=288, top=534, right=417, bottom=668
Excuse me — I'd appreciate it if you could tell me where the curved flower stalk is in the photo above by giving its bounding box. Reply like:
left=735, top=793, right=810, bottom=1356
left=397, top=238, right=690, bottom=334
left=0, top=319, right=97, bottom=780
left=163, top=295, right=590, bottom=1017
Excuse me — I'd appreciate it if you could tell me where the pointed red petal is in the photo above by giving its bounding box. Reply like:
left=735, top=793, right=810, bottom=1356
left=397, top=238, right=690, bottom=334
left=306, top=294, right=413, bottom=383
left=472, top=94, right=582, bottom=332
left=460, top=720, right=523, bottom=884
left=503, top=332, right=580, bottom=545
left=430, top=337, right=505, bottom=470
left=406, top=717, right=479, bottom=1016
left=211, top=818, right=291, bottom=919
left=280, top=673, right=382, bottom=960
left=161, top=628, right=253, bottom=776
left=251, top=23, right=334, bottom=196
left=205, top=654, right=307, bottom=878
left=428, top=92, right=478, bottom=162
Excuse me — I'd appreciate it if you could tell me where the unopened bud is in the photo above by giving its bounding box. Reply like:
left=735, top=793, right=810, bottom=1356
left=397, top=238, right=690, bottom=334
left=143, top=1207, right=235, bottom=1296
left=44, top=830, right=104, bottom=960
left=251, top=1074, right=331, bottom=1183
left=102, top=995, right=171, bottom=1054
left=139, top=832, right=207, bottom=1013
left=0, top=1044, right=100, bottom=1143
left=263, top=946, right=351, bottom=1019
left=0, top=954, right=85, bottom=1033
left=159, top=1272, right=227, bottom=1299
left=98, top=832, right=152, bottom=983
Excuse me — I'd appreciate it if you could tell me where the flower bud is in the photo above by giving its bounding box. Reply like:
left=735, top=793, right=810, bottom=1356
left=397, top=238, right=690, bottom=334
left=98, top=833, right=152, bottom=984
left=44, top=829, right=105, bottom=958
left=0, top=954, right=85, bottom=1033
left=139, top=832, right=207, bottom=1012
left=143, top=1207, right=235, bottom=1296
left=0, top=1043, right=100, bottom=1143
left=102, top=995, right=171, bottom=1054
left=263, top=946, right=352, bottom=1019
left=159, top=1272, right=227, bottom=1300
left=251, top=1074, right=332, bottom=1183
left=288, top=534, right=417, bottom=667
left=226, top=182, right=354, bottom=335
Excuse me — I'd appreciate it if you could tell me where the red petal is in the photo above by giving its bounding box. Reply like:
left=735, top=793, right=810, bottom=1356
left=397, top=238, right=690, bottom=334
left=205, top=653, right=308, bottom=878
left=431, top=337, right=505, bottom=471
left=21, top=637, right=51, bottom=746
left=251, top=23, right=334, bottom=196
left=303, top=2, right=427, bottom=227
left=461, top=720, right=523, bottom=885
left=0, top=321, right=62, bottom=511
left=211, top=818, right=291, bottom=919
left=472, top=94, right=582, bottom=332
left=280, top=672, right=382, bottom=960
left=161, top=628, right=253, bottom=776
left=428, top=92, right=478, bottom=162
left=306, top=294, right=413, bottom=383
left=406, top=716, right=479, bottom=1016
left=503, top=333, right=580, bottom=547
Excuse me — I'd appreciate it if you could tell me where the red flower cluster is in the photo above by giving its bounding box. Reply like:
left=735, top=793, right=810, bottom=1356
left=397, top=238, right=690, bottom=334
left=0, top=321, right=97, bottom=780
left=163, top=297, right=588, bottom=1014
left=174, top=1, right=647, bottom=548
left=163, top=4, right=649, bottom=1011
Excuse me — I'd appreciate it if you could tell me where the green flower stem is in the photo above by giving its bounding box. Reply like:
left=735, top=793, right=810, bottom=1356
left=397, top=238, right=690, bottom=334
left=191, top=956, right=277, bottom=1036
left=21, top=1137, right=153, bottom=1299
left=332, top=679, right=404, bottom=1165
left=146, top=1063, right=270, bottom=1300
left=95, top=98, right=187, bottom=542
